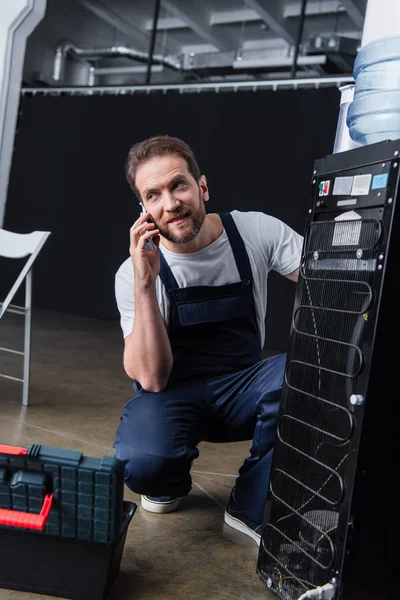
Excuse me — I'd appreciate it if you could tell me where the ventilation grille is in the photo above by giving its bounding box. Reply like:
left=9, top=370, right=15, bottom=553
left=258, top=218, right=381, bottom=599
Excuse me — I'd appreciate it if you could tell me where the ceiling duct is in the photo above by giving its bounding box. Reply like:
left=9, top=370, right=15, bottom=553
left=181, top=46, right=328, bottom=75
left=52, top=36, right=358, bottom=85
left=305, top=34, right=359, bottom=72
left=52, top=40, right=182, bottom=82
left=179, top=36, right=357, bottom=76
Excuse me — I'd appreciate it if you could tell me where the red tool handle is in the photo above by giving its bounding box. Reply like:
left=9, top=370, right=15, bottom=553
left=0, top=493, right=54, bottom=531
left=0, top=444, right=28, bottom=456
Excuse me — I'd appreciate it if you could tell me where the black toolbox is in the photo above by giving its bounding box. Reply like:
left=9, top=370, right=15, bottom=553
left=0, top=443, right=136, bottom=600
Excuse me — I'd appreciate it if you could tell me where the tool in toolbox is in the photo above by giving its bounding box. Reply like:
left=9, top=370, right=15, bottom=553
left=0, top=442, right=136, bottom=600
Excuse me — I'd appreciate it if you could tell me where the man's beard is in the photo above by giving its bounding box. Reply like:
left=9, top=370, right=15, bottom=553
left=156, top=191, right=206, bottom=244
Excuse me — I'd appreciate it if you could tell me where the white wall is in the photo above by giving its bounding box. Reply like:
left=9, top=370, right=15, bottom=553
left=0, top=0, right=46, bottom=226
left=362, top=0, right=400, bottom=46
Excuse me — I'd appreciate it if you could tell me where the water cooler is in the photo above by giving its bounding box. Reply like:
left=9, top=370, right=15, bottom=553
left=257, top=1, right=400, bottom=598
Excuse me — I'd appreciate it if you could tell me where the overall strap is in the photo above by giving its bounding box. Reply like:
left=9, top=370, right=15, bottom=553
left=219, top=213, right=253, bottom=281
left=159, top=250, right=179, bottom=294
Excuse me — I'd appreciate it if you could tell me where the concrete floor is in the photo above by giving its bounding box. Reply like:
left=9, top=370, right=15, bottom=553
left=0, top=308, right=276, bottom=600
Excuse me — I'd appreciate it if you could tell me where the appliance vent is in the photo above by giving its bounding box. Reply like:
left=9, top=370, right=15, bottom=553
left=259, top=217, right=380, bottom=599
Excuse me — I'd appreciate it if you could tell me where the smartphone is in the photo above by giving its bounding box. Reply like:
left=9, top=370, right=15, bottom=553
left=140, top=203, right=157, bottom=251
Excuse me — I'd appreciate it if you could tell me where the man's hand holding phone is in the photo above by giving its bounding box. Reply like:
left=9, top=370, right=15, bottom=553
left=140, top=203, right=158, bottom=252
left=129, top=205, right=160, bottom=289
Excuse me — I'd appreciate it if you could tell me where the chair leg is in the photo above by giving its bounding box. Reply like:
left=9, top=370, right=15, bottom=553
left=22, top=270, right=32, bottom=407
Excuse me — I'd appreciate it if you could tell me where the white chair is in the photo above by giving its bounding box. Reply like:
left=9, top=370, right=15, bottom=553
left=0, top=228, right=51, bottom=406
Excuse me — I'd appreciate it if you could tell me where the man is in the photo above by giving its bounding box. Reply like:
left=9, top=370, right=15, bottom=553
left=114, top=135, right=303, bottom=545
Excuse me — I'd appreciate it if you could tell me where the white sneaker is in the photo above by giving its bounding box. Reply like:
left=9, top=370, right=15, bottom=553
left=224, top=509, right=261, bottom=546
left=141, top=495, right=181, bottom=514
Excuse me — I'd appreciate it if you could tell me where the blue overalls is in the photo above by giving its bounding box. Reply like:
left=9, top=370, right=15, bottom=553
left=114, top=213, right=286, bottom=529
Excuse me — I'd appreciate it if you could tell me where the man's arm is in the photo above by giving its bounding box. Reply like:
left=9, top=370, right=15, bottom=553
left=285, top=267, right=299, bottom=283
left=122, top=213, right=173, bottom=392
left=123, top=286, right=173, bottom=392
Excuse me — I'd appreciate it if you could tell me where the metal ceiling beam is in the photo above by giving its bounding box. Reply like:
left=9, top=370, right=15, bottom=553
left=149, top=8, right=262, bottom=30
left=340, top=0, right=367, bottom=28
left=146, top=15, right=184, bottom=30
left=22, top=75, right=354, bottom=96
left=78, top=0, right=181, bottom=54
left=79, top=0, right=148, bottom=51
left=244, top=0, right=298, bottom=45
left=210, top=9, right=261, bottom=25
left=161, top=0, right=236, bottom=51
left=284, top=1, right=346, bottom=18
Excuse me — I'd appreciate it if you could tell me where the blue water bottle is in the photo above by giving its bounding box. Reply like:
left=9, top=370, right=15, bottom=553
left=347, top=34, right=400, bottom=145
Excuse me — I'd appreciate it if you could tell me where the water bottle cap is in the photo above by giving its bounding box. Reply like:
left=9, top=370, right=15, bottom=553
left=339, top=84, right=355, bottom=105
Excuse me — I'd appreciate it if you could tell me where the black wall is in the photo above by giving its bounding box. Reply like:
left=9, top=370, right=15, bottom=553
left=3, top=87, right=340, bottom=350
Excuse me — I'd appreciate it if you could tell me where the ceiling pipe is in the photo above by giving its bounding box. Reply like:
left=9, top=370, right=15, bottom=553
left=291, top=0, right=308, bottom=78
left=91, top=65, right=164, bottom=85
left=94, top=65, right=164, bottom=76
left=146, top=0, right=161, bottom=85
left=52, top=40, right=181, bottom=82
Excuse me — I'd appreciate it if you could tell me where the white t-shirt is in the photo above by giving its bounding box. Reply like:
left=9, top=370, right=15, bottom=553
left=115, top=210, right=303, bottom=348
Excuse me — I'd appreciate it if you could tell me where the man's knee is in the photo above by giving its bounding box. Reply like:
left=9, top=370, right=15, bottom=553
left=256, top=354, right=287, bottom=421
left=266, top=353, right=287, bottom=388
left=115, top=442, right=187, bottom=495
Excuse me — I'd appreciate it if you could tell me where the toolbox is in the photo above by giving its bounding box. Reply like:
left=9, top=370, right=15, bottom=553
left=0, top=443, right=136, bottom=600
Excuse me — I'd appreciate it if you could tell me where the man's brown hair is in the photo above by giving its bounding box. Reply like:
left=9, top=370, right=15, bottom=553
left=125, top=135, right=201, bottom=198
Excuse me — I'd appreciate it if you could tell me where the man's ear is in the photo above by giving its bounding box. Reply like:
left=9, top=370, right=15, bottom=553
left=199, top=175, right=209, bottom=201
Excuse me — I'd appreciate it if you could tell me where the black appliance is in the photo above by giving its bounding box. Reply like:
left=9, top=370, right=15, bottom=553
left=257, top=139, right=400, bottom=600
